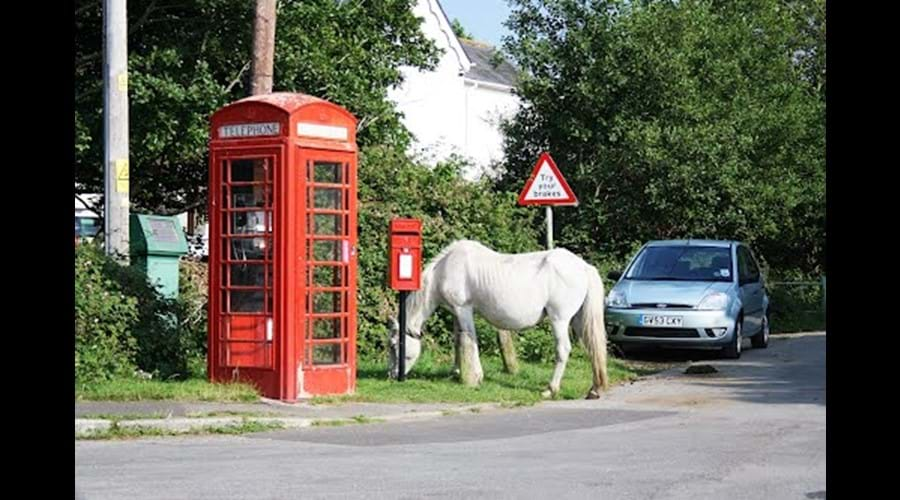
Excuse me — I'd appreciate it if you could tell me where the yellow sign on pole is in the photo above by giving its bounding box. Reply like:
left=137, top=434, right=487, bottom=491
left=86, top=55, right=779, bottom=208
left=115, top=159, right=129, bottom=193
left=117, top=72, right=128, bottom=92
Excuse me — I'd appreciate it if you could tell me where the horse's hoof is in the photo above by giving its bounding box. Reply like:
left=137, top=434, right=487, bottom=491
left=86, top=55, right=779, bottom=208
left=585, top=390, right=601, bottom=400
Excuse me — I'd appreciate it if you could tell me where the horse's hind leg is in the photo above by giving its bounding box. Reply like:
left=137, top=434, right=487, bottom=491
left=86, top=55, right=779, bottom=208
left=454, top=307, right=483, bottom=386
left=543, top=319, right=573, bottom=399
left=452, top=316, right=461, bottom=376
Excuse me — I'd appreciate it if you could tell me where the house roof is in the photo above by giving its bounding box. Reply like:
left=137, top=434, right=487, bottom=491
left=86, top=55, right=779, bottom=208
left=425, top=0, right=471, bottom=73
left=459, top=39, right=518, bottom=88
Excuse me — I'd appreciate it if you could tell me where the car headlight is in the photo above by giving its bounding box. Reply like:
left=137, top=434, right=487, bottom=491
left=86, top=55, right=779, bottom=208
left=697, top=292, right=729, bottom=310
left=606, top=289, right=629, bottom=308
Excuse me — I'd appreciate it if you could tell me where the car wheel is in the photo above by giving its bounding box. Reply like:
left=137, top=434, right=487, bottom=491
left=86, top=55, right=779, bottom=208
left=721, top=320, right=742, bottom=359
left=751, top=314, right=770, bottom=348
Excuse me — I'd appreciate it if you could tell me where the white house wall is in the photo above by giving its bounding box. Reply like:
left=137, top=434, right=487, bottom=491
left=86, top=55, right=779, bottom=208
left=388, top=0, right=520, bottom=180
left=463, top=82, right=519, bottom=179
left=391, top=63, right=469, bottom=166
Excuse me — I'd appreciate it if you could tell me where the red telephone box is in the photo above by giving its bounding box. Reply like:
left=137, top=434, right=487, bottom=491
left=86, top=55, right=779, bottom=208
left=207, top=93, right=358, bottom=400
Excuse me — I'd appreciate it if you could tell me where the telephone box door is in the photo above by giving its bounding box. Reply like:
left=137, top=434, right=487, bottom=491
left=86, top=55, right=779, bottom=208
left=299, top=149, right=357, bottom=395
left=209, top=147, right=282, bottom=393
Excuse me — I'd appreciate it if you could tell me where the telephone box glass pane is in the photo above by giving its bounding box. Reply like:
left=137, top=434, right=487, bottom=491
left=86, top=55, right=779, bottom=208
left=232, top=211, right=270, bottom=234
left=313, top=292, right=342, bottom=313
left=313, top=189, right=343, bottom=209
left=230, top=264, right=265, bottom=287
left=312, top=265, right=342, bottom=287
left=312, top=344, right=342, bottom=365
left=232, top=185, right=270, bottom=208
left=229, top=237, right=272, bottom=260
left=312, top=318, right=341, bottom=339
left=313, top=240, right=340, bottom=262
left=313, top=162, right=342, bottom=184
left=230, top=290, right=264, bottom=312
left=231, top=159, right=266, bottom=182
left=313, top=214, right=342, bottom=235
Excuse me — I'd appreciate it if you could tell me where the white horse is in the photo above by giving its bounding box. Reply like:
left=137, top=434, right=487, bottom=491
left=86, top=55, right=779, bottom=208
left=389, top=240, right=609, bottom=399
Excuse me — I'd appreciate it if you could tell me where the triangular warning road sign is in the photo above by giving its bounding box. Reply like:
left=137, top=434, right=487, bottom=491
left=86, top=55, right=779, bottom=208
left=517, top=152, right=578, bottom=206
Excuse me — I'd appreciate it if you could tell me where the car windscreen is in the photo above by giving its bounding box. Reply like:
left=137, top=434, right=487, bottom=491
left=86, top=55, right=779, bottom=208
left=75, top=217, right=101, bottom=237
left=625, top=245, right=733, bottom=282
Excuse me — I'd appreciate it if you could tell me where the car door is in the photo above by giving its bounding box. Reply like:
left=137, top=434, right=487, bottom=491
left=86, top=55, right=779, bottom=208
left=737, top=245, right=764, bottom=334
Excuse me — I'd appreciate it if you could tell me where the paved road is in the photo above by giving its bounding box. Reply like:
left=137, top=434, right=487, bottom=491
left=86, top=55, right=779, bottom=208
left=75, top=333, right=825, bottom=500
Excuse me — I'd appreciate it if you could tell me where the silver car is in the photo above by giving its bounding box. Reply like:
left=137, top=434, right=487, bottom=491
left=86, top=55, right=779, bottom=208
left=604, top=240, right=770, bottom=358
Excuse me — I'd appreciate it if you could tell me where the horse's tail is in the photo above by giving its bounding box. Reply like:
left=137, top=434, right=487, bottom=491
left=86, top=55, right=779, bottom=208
left=580, top=266, right=609, bottom=394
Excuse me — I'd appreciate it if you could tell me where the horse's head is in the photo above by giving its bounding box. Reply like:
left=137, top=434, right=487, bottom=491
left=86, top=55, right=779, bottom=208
left=387, top=317, right=422, bottom=379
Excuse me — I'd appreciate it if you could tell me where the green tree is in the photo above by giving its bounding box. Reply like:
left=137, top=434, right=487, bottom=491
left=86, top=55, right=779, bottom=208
left=450, top=18, right=472, bottom=40
left=75, top=0, right=439, bottom=214
left=499, top=0, right=825, bottom=275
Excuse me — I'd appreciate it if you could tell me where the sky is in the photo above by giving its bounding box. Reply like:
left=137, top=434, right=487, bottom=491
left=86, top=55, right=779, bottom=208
left=438, top=0, right=513, bottom=48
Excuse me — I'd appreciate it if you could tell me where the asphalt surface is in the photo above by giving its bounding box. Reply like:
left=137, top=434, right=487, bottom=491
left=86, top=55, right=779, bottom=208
left=75, top=332, right=826, bottom=500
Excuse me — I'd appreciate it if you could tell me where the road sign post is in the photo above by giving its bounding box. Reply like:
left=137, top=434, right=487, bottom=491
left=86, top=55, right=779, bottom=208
left=517, top=152, right=577, bottom=250
left=545, top=206, right=553, bottom=249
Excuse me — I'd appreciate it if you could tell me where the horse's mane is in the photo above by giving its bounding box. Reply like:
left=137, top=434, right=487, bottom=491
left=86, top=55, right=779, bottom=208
left=404, top=240, right=470, bottom=323
left=422, top=239, right=467, bottom=276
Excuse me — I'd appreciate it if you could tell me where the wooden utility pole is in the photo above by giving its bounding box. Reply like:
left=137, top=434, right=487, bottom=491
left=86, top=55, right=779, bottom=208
left=250, top=0, right=277, bottom=95
left=103, top=0, right=130, bottom=260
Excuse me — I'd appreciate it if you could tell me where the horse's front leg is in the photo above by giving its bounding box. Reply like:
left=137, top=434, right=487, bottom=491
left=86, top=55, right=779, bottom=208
left=543, top=319, right=573, bottom=399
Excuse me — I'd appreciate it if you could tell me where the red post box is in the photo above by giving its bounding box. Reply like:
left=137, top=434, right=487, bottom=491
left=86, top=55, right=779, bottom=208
left=388, top=218, right=422, bottom=291
left=387, top=218, right=422, bottom=382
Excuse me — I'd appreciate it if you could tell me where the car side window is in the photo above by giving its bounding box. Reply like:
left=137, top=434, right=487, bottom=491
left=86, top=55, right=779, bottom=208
left=745, top=248, right=761, bottom=282
left=736, top=248, right=746, bottom=284
left=737, top=247, right=759, bottom=284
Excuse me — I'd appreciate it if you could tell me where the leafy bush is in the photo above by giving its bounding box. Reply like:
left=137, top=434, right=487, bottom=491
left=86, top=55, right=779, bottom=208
left=178, top=259, right=210, bottom=377
left=75, top=243, right=139, bottom=385
left=75, top=241, right=210, bottom=383
left=767, top=271, right=826, bottom=333
left=500, top=0, right=825, bottom=276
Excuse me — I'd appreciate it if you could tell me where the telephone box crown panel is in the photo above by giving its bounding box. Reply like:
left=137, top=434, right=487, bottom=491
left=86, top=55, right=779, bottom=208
left=210, top=93, right=358, bottom=152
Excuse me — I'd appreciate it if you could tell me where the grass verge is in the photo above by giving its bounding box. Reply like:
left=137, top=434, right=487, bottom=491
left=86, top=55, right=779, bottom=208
left=76, top=378, right=260, bottom=402
left=76, top=352, right=656, bottom=406
left=312, top=351, right=651, bottom=405
left=77, top=419, right=283, bottom=440
left=311, top=415, right=383, bottom=427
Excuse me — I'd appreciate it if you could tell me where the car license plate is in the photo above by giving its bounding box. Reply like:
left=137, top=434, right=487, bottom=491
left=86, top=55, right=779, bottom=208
left=640, top=315, right=684, bottom=327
